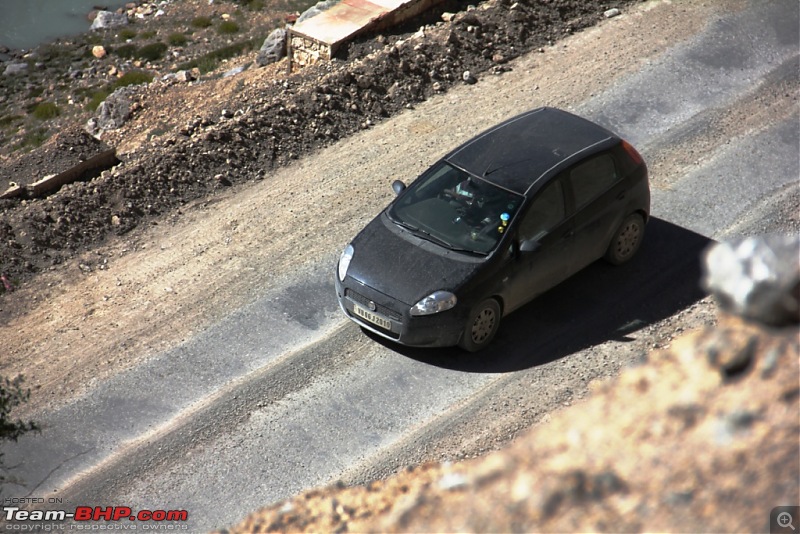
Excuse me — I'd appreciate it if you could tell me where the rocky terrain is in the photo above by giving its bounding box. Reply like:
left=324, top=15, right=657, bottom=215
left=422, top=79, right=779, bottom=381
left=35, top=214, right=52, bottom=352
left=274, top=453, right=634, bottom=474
left=0, top=0, right=287, bottom=159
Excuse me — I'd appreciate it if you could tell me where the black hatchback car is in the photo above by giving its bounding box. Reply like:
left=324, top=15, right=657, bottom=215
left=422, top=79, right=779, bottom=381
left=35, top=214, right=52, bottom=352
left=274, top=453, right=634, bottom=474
left=335, top=107, right=650, bottom=351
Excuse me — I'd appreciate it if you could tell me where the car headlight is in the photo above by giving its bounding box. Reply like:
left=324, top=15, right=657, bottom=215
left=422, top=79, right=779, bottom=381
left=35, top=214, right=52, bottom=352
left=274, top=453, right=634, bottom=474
left=338, top=244, right=354, bottom=282
left=410, top=290, right=457, bottom=316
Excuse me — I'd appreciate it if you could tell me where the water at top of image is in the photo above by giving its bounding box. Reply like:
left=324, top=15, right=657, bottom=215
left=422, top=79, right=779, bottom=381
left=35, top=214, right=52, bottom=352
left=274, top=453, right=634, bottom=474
left=0, top=0, right=131, bottom=50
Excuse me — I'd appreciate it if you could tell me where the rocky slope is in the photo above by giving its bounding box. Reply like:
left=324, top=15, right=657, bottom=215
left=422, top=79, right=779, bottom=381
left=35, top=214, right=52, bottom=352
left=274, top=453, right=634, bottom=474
left=0, top=0, right=283, bottom=159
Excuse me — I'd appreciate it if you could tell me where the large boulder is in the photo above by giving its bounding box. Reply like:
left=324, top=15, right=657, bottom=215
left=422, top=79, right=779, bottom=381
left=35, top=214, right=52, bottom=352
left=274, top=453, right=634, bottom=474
left=703, top=234, right=800, bottom=326
left=87, top=86, right=135, bottom=133
left=256, top=29, right=287, bottom=66
left=3, top=62, right=28, bottom=76
left=91, top=11, right=129, bottom=31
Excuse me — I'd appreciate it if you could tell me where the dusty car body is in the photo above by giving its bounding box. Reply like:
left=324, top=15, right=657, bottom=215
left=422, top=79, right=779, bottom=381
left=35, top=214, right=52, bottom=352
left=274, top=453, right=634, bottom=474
left=335, top=107, right=650, bottom=351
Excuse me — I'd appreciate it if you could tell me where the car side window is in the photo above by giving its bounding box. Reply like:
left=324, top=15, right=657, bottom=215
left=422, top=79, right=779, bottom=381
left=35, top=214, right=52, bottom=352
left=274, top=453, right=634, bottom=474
left=568, top=153, right=618, bottom=209
left=519, top=180, right=565, bottom=241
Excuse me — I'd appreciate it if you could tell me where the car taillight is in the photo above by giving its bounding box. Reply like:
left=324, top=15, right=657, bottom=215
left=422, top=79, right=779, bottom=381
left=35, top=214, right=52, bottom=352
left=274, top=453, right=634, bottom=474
left=621, top=139, right=644, bottom=166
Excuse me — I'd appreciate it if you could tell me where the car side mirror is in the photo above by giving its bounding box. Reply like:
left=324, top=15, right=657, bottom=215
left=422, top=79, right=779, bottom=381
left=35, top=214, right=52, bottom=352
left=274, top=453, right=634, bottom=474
left=519, top=239, right=542, bottom=254
left=392, top=180, right=406, bottom=196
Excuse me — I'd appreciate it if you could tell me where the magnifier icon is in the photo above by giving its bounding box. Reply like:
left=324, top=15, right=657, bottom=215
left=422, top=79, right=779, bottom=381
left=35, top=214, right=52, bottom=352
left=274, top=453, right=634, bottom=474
left=778, top=512, right=796, bottom=531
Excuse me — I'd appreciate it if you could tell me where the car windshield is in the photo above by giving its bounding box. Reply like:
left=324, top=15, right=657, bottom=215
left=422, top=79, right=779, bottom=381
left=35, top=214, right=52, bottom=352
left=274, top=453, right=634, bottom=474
left=388, top=161, right=524, bottom=254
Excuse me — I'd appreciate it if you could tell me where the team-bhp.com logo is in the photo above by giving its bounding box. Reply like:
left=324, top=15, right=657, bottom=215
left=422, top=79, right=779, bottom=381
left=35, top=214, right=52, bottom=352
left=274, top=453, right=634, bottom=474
left=4, top=506, right=188, bottom=529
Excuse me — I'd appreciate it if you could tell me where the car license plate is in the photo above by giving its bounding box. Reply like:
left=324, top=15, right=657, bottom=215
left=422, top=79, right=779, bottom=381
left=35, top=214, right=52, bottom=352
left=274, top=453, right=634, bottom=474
left=353, top=302, right=392, bottom=330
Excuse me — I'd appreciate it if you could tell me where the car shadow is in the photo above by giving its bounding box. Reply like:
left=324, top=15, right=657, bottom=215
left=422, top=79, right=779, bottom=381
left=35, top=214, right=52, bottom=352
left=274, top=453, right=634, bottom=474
left=363, top=217, right=714, bottom=373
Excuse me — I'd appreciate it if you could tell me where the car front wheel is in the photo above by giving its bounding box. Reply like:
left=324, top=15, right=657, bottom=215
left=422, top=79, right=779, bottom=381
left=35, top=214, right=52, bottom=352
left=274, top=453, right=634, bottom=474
left=459, top=298, right=501, bottom=352
left=605, top=213, right=645, bottom=265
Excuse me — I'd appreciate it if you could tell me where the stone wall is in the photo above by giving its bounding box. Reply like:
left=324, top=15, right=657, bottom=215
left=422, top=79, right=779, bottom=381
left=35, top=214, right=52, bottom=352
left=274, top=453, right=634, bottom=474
left=289, top=34, right=333, bottom=69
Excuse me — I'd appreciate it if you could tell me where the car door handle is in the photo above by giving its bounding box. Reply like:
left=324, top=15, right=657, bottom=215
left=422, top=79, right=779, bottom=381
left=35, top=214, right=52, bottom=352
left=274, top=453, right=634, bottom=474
left=616, top=190, right=627, bottom=200
left=562, top=230, right=574, bottom=238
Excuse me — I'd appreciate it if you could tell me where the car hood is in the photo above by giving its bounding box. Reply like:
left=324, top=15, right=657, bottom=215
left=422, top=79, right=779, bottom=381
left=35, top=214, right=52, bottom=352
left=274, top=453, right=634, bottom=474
left=347, top=214, right=480, bottom=305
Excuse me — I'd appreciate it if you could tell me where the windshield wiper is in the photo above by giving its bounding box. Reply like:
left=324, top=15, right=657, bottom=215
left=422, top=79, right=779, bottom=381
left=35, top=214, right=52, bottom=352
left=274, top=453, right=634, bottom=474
left=392, top=218, right=451, bottom=248
left=451, top=245, right=489, bottom=256
left=389, top=214, right=486, bottom=255
left=414, top=227, right=450, bottom=247
left=390, top=216, right=419, bottom=232
left=416, top=228, right=488, bottom=256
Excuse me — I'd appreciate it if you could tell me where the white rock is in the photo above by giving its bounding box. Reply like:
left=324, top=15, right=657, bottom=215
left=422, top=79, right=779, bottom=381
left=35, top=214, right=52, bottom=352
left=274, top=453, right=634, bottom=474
left=91, top=11, right=129, bottom=30
left=703, top=234, right=800, bottom=326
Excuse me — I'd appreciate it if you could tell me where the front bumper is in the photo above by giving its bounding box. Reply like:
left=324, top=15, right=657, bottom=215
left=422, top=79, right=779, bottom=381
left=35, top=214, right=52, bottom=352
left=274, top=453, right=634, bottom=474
left=335, top=274, right=464, bottom=348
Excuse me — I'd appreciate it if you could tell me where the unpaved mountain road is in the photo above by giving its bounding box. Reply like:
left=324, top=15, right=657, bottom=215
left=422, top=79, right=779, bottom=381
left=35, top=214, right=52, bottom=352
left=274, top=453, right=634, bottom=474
left=2, top=0, right=798, bottom=531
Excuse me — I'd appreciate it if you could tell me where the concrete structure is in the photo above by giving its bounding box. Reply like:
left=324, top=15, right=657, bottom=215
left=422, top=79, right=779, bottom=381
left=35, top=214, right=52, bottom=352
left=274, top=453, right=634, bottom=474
left=289, top=0, right=444, bottom=68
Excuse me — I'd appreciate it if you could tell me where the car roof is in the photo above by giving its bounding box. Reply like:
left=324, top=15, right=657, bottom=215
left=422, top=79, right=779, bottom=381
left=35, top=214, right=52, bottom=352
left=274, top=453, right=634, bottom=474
left=444, top=107, right=618, bottom=196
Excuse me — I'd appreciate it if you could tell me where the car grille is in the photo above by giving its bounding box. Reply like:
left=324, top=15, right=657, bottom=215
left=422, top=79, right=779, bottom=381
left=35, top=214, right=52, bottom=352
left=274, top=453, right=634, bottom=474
left=345, top=289, right=402, bottom=321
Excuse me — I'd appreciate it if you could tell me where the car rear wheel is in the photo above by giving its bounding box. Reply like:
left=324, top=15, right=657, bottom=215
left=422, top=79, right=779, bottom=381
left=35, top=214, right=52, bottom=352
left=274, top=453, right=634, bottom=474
left=459, top=299, right=501, bottom=352
left=605, top=213, right=645, bottom=265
